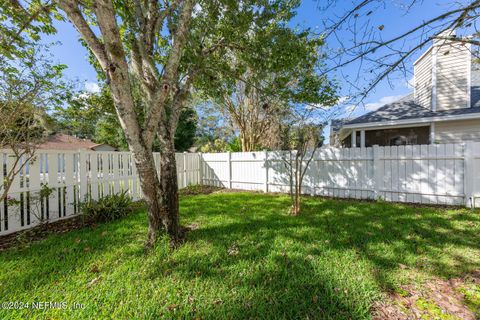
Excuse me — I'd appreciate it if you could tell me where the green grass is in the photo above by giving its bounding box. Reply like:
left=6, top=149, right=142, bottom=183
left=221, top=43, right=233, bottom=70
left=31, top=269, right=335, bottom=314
left=1, top=192, right=479, bottom=319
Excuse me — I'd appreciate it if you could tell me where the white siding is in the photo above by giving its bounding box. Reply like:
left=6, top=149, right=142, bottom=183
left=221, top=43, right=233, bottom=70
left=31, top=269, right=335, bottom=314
left=435, top=119, right=480, bottom=143
left=414, top=47, right=432, bottom=109
left=435, top=39, right=470, bottom=110
left=413, top=31, right=471, bottom=111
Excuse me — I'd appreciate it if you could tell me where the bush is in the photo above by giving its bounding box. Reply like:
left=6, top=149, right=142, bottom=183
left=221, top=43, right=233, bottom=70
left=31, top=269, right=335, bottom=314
left=80, top=191, right=134, bottom=223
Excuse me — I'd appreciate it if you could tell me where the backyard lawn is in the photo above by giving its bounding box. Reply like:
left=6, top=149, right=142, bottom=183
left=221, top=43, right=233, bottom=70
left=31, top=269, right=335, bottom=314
left=1, top=191, right=479, bottom=319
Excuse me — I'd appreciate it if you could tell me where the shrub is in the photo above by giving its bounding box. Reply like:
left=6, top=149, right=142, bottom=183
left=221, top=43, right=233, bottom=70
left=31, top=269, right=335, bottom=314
left=80, top=191, right=134, bottom=223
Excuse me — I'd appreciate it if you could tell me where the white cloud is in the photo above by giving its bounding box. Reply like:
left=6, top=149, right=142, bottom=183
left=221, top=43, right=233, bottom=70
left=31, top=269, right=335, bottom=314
left=337, top=96, right=349, bottom=105
left=345, top=104, right=357, bottom=113
left=365, top=95, right=404, bottom=111
left=85, top=82, right=100, bottom=93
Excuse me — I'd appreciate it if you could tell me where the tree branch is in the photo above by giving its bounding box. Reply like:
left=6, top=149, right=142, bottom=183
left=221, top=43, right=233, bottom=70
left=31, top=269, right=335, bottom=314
left=55, top=0, right=109, bottom=70
left=143, top=0, right=195, bottom=146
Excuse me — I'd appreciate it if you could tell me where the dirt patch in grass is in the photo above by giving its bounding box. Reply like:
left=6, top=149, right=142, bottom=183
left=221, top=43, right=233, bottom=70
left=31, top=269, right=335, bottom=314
left=0, top=201, right=145, bottom=251
left=373, top=271, right=480, bottom=319
left=179, top=185, right=225, bottom=196
left=0, top=216, right=91, bottom=251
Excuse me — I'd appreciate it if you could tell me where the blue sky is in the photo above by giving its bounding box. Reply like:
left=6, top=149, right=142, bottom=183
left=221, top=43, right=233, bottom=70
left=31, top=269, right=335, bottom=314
left=44, top=0, right=461, bottom=142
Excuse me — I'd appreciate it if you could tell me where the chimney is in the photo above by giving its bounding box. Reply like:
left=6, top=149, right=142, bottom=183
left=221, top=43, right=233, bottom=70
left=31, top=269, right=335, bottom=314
left=414, top=29, right=472, bottom=111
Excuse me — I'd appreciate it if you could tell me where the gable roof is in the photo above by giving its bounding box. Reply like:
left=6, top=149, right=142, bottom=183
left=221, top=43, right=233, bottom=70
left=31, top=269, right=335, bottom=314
left=330, top=119, right=350, bottom=133
left=37, top=133, right=116, bottom=151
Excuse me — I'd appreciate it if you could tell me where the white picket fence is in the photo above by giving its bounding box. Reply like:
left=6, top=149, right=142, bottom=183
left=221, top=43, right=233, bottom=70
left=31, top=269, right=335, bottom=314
left=0, top=150, right=201, bottom=236
left=1, top=142, right=480, bottom=236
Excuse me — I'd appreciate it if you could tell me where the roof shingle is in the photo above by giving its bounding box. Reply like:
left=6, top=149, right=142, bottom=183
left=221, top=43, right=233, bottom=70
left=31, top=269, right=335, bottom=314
left=345, top=65, right=480, bottom=126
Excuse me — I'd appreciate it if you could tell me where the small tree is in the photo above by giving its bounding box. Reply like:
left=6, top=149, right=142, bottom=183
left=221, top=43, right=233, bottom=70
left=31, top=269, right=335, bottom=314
left=0, top=50, right=66, bottom=203
left=277, top=102, right=335, bottom=215
left=0, top=103, right=43, bottom=203
left=284, top=124, right=324, bottom=216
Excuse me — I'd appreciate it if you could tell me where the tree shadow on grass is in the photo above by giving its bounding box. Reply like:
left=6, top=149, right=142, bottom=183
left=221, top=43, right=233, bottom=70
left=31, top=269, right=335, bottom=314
left=162, top=193, right=480, bottom=318
left=1, top=192, right=479, bottom=319
left=0, top=212, right=148, bottom=296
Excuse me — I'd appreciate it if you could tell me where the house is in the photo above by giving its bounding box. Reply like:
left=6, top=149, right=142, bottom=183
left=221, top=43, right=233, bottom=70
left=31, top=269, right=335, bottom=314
left=37, top=133, right=117, bottom=151
left=331, top=30, right=480, bottom=147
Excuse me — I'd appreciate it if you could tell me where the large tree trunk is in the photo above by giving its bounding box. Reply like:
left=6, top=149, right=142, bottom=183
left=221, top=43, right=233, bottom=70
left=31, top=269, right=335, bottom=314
left=57, top=0, right=195, bottom=248
left=158, top=137, right=181, bottom=244
left=133, top=149, right=164, bottom=248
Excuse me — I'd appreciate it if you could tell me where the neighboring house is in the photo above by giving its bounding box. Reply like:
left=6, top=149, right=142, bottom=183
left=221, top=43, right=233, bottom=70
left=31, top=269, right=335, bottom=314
left=329, top=119, right=350, bottom=147
left=37, top=133, right=117, bottom=151
left=331, top=30, right=480, bottom=147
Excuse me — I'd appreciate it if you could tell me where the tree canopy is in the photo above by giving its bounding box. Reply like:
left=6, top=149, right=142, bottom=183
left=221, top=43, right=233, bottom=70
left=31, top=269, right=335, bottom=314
left=55, top=84, right=197, bottom=152
left=2, top=0, right=339, bottom=244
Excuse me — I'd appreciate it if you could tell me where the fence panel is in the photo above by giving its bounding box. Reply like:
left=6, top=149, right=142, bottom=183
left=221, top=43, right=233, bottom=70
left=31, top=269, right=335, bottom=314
left=200, top=143, right=479, bottom=208
left=1, top=142, right=479, bottom=236
left=0, top=150, right=199, bottom=236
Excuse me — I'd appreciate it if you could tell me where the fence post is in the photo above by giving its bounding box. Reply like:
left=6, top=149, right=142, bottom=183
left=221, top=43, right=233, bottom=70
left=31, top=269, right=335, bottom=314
left=183, top=152, right=187, bottom=189
left=78, top=149, right=87, bottom=201
left=464, top=142, right=475, bottom=208
left=264, top=150, right=268, bottom=193
left=472, top=142, right=480, bottom=208
left=198, top=152, right=203, bottom=185
left=373, top=145, right=382, bottom=200
left=227, top=151, right=232, bottom=189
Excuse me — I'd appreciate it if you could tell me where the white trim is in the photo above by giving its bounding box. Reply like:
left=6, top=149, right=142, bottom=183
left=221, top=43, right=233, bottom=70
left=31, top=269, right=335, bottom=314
left=429, top=122, right=435, bottom=144
left=467, top=43, right=472, bottom=108
left=413, top=45, right=433, bottom=66
left=351, top=130, right=357, bottom=147
left=339, top=123, right=430, bottom=141
left=341, top=112, right=480, bottom=131
left=360, top=130, right=366, bottom=148
left=431, top=46, right=437, bottom=111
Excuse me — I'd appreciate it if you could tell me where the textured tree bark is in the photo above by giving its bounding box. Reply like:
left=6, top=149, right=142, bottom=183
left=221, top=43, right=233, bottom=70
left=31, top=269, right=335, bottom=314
left=158, top=137, right=181, bottom=243
left=240, top=131, right=257, bottom=152
left=56, top=0, right=195, bottom=248
left=135, top=152, right=164, bottom=248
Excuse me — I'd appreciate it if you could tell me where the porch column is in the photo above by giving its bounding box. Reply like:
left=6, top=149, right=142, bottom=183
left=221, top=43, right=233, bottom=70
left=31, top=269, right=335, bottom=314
left=351, top=130, right=357, bottom=147
left=430, top=123, right=436, bottom=144
left=360, top=130, right=366, bottom=148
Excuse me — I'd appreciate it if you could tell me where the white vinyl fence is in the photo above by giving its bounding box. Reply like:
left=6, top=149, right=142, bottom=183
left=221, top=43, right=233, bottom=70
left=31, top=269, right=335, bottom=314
left=1, top=142, right=479, bottom=236
left=200, top=142, right=480, bottom=208
left=0, top=150, right=201, bottom=236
